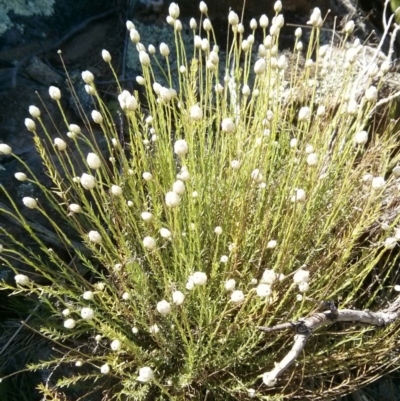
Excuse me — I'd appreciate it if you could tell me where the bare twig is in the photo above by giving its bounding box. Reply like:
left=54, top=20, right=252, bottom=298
left=257, top=296, right=400, bottom=386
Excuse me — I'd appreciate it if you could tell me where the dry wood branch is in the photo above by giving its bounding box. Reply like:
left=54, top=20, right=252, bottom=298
left=257, top=296, right=400, bottom=386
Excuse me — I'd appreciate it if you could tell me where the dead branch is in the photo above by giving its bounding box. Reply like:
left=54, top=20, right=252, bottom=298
left=257, top=296, right=400, bottom=386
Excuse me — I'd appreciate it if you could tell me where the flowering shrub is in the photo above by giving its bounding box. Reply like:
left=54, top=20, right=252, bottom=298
left=1, top=1, right=400, bottom=400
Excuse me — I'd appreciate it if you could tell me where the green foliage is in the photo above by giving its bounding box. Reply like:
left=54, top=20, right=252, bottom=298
left=1, top=2, right=400, bottom=400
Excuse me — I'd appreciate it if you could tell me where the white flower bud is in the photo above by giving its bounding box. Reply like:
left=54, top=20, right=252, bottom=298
left=160, top=228, right=172, bottom=239
left=110, top=339, right=121, bottom=351
left=381, top=60, right=390, bottom=73
left=83, top=291, right=94, bottom=300
left=225, top=279, right=236, bottom=291
left=298, top=107, right=311, bottom=121
left=354, top=131, right=368, bottom=145
left=143, top=172, right=153, bottom=181
left=88, top=230, right=102, bottom=244
left=214, top=226, right=223, bottom=235
left=166, top=15, right=174, bottom=25
left=192, top=271, right=207, bottom=285
left=130, top=29, right=140, bottom=43
left=296, top=41, right=303, bottom=51
left=250, top=18, right=257, bottom=30
left=159, top=42, right=170, bottom=57
left=201, top=38, right=210, bottom=52
left=190, top=18, right=197, bottom=29
left=23, top=197, right=37, bottom=209
left=179, top=18, right=187, bottom=30
left=347, top=99, right=359, bottom=115
left=15, top=274, right=30, bottom=286
left=365, top=86, right=378, bottom=102
left=138, top=367, right=154, bottom=382
left=295, top=27, right=302, bottom=38
left=194, top=35, right=202, bottom=48
left=14, top=172, right=27, bottom=181
left=316, top=105, right=326, bottom=116
left=68, top=203, right=81, bottom=213
left=24, top=118, right=36, bottom=131
left=267, top=240, right=277, bottom=249
left=102, top=49, right=111, bottom=62
left=54, top=137, right=67, bottom=151
left=62, top=308, right=70, bottom=316
left=156, top=300, right=171, bottom=315
left=256, top=283, right=272, bottom=298
left=225, top=160, right=238, bottom=172
left=203, top=18, right=212, bottom=31
left=87, top=153, right=101, bottom=169
left=82, top=70, right=94, bottom=84
left=393, top=166, right=400, bottom=177
left=220, top=255, right=229, bottom=263
left=165, top=191, right=181, bottom=207
left=293, top=269, right=310, bottom=284
left=141, top=212, right=153, bottom=222
left=49, top=86, right=61, bottom=100
left=100, top=364, right=110, bottom=374
left=126, top=20, right=135, bottom=30
left=64, top=318, right=76, bottom=329
left=241, top=40, right=250, bottom=52
left=81, top=173, right=96, bottom=190
left=110, top=185, right=123, bottom=196
left=231, top=290, right=245, bottom=303
left=174, top=139, right=189, bottom=156
left=190, top=105, right=203, bottom=120
left=274, top=0, right=282, bottom=13
left=208, top=50, right=219, bottom=64
left=136, top=76, right=145, bottom=85
left=118, top=90, right=138, bottom=111
left=0, top=143, right=12, bottom=155
left=259, top=14, right=269, bottom=28
left=307, top=153, right=318, bottom=166
left=139, top=51, right=150, bottom=66
left=172, top=290, right=185, bottom=305
left=345, top=20, right=355, bottom=34
left=168, top=2, right=180, bottom=19
left=298, top=282, right=310, bottom=292
left=261, top=269, right=276, bottom=284
left=221, top=118, right=235, bottom=133
left=291, top=188, right=306, bottom=202
left=242, top=84, right=250, bottom=96
left=229, top=11, right=239, bottom=26
left=173, top=180, right=185, bottom=195
left=254, top=58, right=266, bottom=74
left=308, top=8, right=322, bottom=27
left=251, top=169, right=263, bottom=183
left=372, top=176, right=385, bottom=190
left=80, top=307, right=94, bottom=320
left=28, top=106, right=40, bottom=118
left=199, top=1, right=208, bottom=13
left=143, top=236, right=156, bottom=250
left=69, top=124, right=81, bottom=134
left=384, top=237, right=397, bottom=249
left=122, top=292, right=130, bottom=300
left=91, top=110, right=103, bottom=124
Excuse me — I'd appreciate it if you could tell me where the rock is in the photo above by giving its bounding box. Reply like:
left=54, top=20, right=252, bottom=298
left=25, top=56, right=63, bottom=86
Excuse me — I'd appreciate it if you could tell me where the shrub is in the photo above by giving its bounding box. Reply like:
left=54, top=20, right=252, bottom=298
left=1, top=1, right=400, bottom=400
